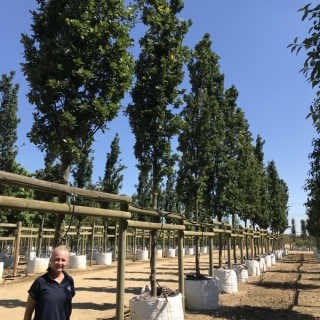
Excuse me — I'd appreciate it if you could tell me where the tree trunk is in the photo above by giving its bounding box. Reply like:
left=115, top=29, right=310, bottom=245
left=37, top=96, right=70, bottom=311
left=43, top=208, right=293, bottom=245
left=53, top=158, right=71, bottom=248
left=150, top=192, right=158, bottom=297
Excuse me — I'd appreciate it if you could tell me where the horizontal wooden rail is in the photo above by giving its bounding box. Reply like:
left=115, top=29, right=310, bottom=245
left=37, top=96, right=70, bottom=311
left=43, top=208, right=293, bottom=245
left=127, top=205, right=183, bottom=220
left=0, top=196, right=131, bottom=219
left=184, top=231, right=215, bottom=237
left=126, top=220, right=185, bottom=230
left=0, top=171, right=131, bottom=204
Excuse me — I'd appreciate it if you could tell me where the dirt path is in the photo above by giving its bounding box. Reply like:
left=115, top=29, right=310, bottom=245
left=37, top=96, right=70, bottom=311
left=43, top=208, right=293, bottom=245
left=0, top=250, right=319, bottom=320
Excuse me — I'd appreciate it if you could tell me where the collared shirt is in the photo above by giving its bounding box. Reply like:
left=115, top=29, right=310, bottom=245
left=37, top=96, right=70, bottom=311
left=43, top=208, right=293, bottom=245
left=28, top=269, right=75, bottom=320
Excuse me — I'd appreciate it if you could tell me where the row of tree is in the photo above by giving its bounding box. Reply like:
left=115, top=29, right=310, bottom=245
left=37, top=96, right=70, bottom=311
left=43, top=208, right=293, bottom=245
left=0, top=0, right=289, bottom=241
left=289, top=3, right=320, bottom=238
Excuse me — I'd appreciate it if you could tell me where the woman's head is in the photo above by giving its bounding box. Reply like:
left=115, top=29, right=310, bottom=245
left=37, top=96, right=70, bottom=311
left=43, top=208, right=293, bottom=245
left=50, top=246, right=69, bottom=272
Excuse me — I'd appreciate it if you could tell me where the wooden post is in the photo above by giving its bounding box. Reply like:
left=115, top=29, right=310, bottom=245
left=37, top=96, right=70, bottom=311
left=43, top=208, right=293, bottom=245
left=37, top=215, right=45, bottom=258
left=227, top=234, right=231, bottom=268
left=133, top=228, right=136, bottom=262
left=178, top=220, right=184, bottom=313
left=13, top=221, right=22, bottom=277
left=90, top=223, right=95, bottom=266
left=115, top=209, right=126, bottom=320
left=250, top=234, right=254, bottom=258
left=240, top=237, right=244, bottom=263
left=114, top=223, right=118, bottom=262
left=208, top=236, right=213, bottom=277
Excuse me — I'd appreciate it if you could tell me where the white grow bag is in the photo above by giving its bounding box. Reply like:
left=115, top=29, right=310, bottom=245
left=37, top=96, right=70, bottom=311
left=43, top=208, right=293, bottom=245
left=274, top=250, right=282, bottom=260
left=129, top=293, right=184, bottom=320
left=0, top=262, right=3, bottom=278
left=185, top=276, right=219, bottom=310
left=265, top=255, right=272, bottom=267
left=27, top=257, right=49, bottom=274
left=258, top=257, right=266, bottom=273
left=136, top=250, right=148, bottom=261
left=96, top=252, right=112, bottom=265
left=200, top=246, right=208, bottom=254
left=185, top=248, right=194, bottom=255
left=69, top=255, right=86, bottom=269
left=156, top=249, right=163, bottom=259
left=231, top=263, right=248, bottom=283
left=271, top=254, right=276, bottom=265
left=214, top=268, right=238, bottom=293
left=165, top=248, right=175, bottom=258
left=175, top=248, right=185, bottom=256
left=245, top=260, right=260, bottom=276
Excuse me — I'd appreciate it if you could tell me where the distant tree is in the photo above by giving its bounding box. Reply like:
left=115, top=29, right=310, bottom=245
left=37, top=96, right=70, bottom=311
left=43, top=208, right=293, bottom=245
left=266, top=161, right=289, bottom=234
left=0, top=71, right=35, bottom=224
left=126, top=0, right=191, bottom=295
left=99, top=133, right=127, bottom=208
left=21, top=0, right=134, bottom=246
left=301, top=219, right=308, bottom=237
left=252, top=135, right=270, bottom=229
left=99, top=133, right=127, bottom=234
left=288, top=3, right=320, bottom=126
left=304, top=136, right=320, bottom=236
left=291, top=218, right=297, bottom=236
left=0, top=71, right=20, bottom=174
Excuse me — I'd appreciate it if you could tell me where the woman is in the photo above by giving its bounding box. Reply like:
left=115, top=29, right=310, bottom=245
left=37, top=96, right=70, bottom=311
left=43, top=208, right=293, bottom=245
left=23, top=246, right=75, bottom=320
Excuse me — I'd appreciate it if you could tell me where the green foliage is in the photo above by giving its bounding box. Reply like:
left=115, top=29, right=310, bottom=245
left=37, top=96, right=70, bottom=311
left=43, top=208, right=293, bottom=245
left=291, top=218, right=297, bottom=236
left=0, top=71, right=20, bottom=173
left=126, top=0, right=192, bottom=193
left=0, top=71, right=38, bottom=225
left=266, top=160, right=289, bottom=234
left=99, top=133, right=127, bottom=200
left=304, top=136, right=320, bottom=236
left=177, top=33, right=221, bottom=221
left=301, top=219, right=308, bottom=237
left=21, top=0, right=134, bottom=168
left=251, top=135, right=270, bottom=229
left=288, top=3, right=320, bottom=126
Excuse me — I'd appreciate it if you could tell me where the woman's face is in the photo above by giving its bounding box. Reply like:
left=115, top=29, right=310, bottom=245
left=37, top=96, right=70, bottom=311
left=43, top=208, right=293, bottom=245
left=50, top=249, right=69, bottom=273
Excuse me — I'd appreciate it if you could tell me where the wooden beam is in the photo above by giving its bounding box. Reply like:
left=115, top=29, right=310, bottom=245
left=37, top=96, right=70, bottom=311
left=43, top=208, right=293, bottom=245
left=127, top=205, right=183, bottom=220
left=0, top=196, right=131, bottom=219
left=183, top=231, right=215, bottom=237
left=0, top=171, right=131, bottom=204
left=126, top=220, right=185, bottom=230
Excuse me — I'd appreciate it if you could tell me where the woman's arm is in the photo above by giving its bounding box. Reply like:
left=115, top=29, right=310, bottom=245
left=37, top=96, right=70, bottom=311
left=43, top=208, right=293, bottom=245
left=23, top=294, right=36, bottom=320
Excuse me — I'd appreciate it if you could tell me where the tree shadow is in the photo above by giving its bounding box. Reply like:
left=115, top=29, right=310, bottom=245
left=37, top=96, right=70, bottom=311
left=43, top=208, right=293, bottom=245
left=0, top=299, right=26, bottom=308
left=187, top=305, right=315, bottom=320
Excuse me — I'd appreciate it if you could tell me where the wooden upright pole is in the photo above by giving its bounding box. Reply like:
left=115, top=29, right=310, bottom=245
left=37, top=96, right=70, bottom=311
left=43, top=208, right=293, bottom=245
left=13, top=221, right=22, bottom=277
left=115, top=204, right=127, bottom=320
left=178, top=220, right=184, bottom=313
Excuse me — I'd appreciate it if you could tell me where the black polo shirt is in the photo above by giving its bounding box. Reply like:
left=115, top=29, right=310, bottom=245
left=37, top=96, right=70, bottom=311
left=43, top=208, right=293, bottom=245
left=28, top=269, right=75, bottom=320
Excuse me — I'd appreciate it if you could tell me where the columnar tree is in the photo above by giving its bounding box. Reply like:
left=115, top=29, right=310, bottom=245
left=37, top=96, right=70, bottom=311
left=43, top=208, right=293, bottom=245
left=21, top=0, right=134, bottom=246
left=0, top=71, right=34, bottom=224
left=266, top=160, right=289, bottom=234
left=126, top=0, right=191, bottom=295
left=301, top=219, right=308, bottom=238
left=0, top=71, right=20, bottom=223
left=304, top=136, right=320, bottom=237
left=99, top=132, right=127, bottom=247
left=177, top=33, right=228, bottom=273
left=252, top=135, right=270, bottom=229
left=291, top=218, right=297, bottom=236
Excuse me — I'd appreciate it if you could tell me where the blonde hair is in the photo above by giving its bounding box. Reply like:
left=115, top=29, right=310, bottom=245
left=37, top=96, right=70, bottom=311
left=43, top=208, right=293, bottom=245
left=50, top=246, right=70, bottom=264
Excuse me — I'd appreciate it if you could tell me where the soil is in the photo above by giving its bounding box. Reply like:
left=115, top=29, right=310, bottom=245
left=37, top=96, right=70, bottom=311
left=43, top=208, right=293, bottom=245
left=1, top=249, right=319, bottom=320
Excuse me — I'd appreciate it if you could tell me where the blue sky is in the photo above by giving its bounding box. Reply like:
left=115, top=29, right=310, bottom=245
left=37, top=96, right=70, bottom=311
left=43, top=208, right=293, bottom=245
left=0, top=1, right=316, bottom=234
